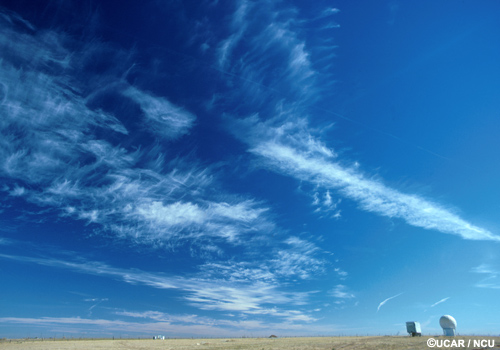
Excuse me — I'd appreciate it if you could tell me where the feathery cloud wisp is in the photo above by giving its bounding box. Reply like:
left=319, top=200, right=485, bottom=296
left=122, top=86, right=195, bottom=140
left=431, top=297, right=450, bottom=307
left=472, top=264, right=500, bottom=289
left=330, top=285, right=355, bottom=299
left=214, top=0, right=497, bottom=243
left=0, top=10, right=272, bottom=248
left=0, top=252, right=317, bottom=322
left=241, top=118, right=499, bottom=242
left=377, top=292, right=403, bottom=312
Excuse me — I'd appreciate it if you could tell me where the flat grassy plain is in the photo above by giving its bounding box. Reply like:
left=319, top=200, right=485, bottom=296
left=1, top=336, right=499, bottom=350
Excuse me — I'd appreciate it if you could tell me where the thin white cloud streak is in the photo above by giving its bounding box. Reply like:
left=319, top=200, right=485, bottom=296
left=213, top=0, right=497, bottom=242
left=86, top=298, right=108, bottom=317
left=244, top=121, right=499, bottom=241
left=217, top=0, right=250, bottom=69
left=0, top=253, right=316, bottom=322
left=471, top=264, right=500, bottom=289
left=430, top=297, right=450, bottom=307
left=377, top=292, right=403, bottom=312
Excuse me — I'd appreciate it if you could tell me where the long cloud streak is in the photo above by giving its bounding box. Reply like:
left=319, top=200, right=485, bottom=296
left=212, top=0, right=497, bottom=242
left=245, top=126, right=499, bottom=241
left=377, top=292, right=403, bottom=312
left=430, top=297, right=450, bottom=307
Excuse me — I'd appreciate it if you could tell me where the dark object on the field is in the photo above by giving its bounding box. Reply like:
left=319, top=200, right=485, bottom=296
left=406, top=321, right=422, bottom=336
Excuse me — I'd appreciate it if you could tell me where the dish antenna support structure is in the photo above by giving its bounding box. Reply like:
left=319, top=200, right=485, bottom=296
left=440, top=315, right=457, bottom=336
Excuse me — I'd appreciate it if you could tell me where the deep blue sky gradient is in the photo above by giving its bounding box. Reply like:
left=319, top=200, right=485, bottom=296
left=1, top=0, right=500, bottom=338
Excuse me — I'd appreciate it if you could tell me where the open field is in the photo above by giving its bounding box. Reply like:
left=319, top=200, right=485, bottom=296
left=1, top=336, right=500, bottom=350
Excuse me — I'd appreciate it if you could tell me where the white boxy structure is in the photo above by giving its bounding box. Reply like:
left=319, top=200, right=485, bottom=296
left=440, top=315, right=457, bottom=336
left=406, top=321, right=422, bottom=336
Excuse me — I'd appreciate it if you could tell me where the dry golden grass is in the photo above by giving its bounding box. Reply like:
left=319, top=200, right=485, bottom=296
left=1, top=336, right=499, bottom=350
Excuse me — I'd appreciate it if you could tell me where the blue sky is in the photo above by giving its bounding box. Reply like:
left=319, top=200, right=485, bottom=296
left=1, top=0, right=500, bottom=338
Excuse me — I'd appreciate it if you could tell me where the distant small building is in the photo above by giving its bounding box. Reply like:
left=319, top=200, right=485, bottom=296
left=153, top=335, right=165, bottom=340
left=406, top=321, right=422, bottom=336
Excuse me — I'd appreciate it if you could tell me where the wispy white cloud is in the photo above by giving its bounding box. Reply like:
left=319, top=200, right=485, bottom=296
left=136, top=201, right=207, bottom=227
left=472, top=264, right=500, bottom=289
left=0, top=312, right=345, bottom=337
left=198, top=262, right=275, bottom=283
left=212, top=0, right=497, bottom=243
left=323, top=8, right=340, bottom=16
left=199, top=238, right=328, bottom=285
left=0, top=237, right=12, bottom=245
left=430, top=297, right=450, bottom=307
left=213, top=0, right=318, bottom=113
left=85, top=298, right=108, bottom=317
left=270, top=237, right=325, bottom=279
left=238, top=117, right=499, bottom=242
left=0, top=316, right=131, bottom=327
left=255, top=17, right=317, bottom=99
left=130, top=198, right=272, bottom=243
left=472, top=263, right=497, bottom=275
left=334, top=268, right=348, bottom=279
left=312, top=189, right=342, bottom=218
left=377, top=292, right=403, bottom=312
left=217, top=0, right=250, bottom=68
left=330, top=285, right=355, bottom=299
left=115, top=310, right=217, bottom=326
left=0, top=10, right=273, bottom=249
left=0, top=253, right=316, bottom=322
left=0, top=316, right=229, bottom=337
left=122, top=86, right=195, bottom=140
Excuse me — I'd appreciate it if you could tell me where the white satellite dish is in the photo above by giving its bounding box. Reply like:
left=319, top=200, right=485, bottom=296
left=439, top=315, right=457, bottom=336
